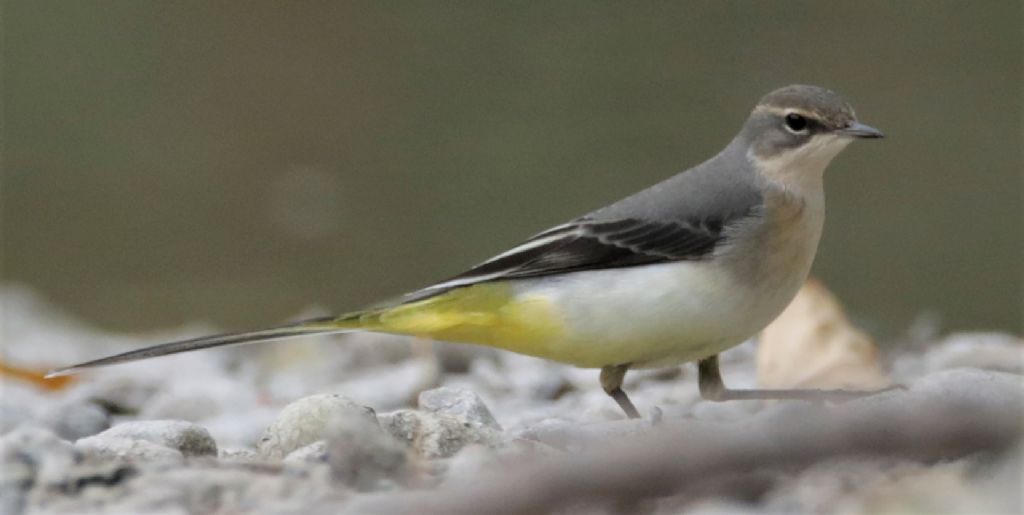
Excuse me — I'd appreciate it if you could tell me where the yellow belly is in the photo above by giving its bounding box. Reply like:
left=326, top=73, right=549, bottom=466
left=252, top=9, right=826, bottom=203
left=355, top=283, right=570, bottom=362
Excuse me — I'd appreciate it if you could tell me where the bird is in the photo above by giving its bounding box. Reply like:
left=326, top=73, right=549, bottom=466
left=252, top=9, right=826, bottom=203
left=49, top=84, right=884, bottom=418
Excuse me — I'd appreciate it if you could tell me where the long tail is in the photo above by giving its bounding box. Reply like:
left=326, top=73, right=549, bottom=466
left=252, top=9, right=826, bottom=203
left=45, top=314, right=361, bottom=378
left=46, top=282, right=531, bottom=378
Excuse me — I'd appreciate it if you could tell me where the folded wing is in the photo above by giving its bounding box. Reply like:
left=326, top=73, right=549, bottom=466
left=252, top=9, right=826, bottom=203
left=405, top=215, right=738, bottom=302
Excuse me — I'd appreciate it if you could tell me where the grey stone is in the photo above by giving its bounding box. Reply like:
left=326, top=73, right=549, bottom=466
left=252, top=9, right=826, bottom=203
left=379, top=409, right=505, bottom=459
left=258, top=394, right=377, bottom=459
left=43, top=401, right=111, bottom=440
left=418, top=386, right=501, bottom=430
left=79, top=420, right=217, bottom=457
left=75, top=436, right=184, bottom=463
left=33, top=461, right=340, bottom=515
left=327, top=412, right=409, bottom=490
left=0, top=427, right=140, bottom=515
left=0, top=452, right=33, bottom=515
left=0, top=426, right=79, bottom=514
left=218, top=447, right=259, bottom=462
left=0, top=426, right=79, bottom=479
left=284, top=440, right=328, bottom=463
left=42, top=462, right=139, bottom=497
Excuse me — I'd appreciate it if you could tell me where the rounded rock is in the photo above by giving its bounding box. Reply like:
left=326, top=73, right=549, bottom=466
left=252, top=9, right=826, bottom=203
left=379, top=409, right=504, bottom=459
left=44, top=401, right=111, bottom=441
left=80, top=420, right=217, bottom=457
left=284, top=440, right=328, bottom=463
left=75, top=437, right=184, bottom=463
left=257, top=394, right=377, bottom=459
left=327, top=413, right=409, bottom=490
left=418, top=386, right=501, bottom=430
left=1, top=426, right=79, bottom=513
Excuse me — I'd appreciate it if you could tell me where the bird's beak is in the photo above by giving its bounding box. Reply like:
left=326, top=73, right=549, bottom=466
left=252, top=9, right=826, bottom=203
left=837, top=121, right=884, bottom=139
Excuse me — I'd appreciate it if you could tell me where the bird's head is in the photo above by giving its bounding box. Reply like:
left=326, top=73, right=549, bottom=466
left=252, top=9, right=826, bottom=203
left=741, top=85, right=882, bottom=179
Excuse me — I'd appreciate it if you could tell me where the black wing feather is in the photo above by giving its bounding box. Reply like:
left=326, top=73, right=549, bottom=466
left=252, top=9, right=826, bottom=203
left=439, top=216, right=726, bottom=286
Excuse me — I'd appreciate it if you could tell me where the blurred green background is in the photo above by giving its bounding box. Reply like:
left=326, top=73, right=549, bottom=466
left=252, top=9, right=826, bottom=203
left=3, top=1, right=1021, bottom=337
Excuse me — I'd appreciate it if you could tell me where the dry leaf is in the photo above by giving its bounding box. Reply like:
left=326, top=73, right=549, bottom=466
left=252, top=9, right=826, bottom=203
left=758, top=278, right=890, bottom=390
left=2, top=359, right=75, bottom=391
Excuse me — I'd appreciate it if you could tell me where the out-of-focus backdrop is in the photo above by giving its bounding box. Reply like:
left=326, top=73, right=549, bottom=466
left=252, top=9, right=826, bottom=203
left=3, top=1, right=1021, bottom=338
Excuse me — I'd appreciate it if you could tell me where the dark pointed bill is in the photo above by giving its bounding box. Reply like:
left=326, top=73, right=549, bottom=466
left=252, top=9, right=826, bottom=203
left=838, top=122, right=883, bottom=139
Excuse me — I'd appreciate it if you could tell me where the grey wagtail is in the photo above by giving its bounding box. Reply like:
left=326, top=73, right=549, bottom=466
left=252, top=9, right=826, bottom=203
left=49, top=84, right=884, bottom=418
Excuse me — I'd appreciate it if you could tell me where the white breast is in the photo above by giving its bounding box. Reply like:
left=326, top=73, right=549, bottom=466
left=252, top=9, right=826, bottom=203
left=510, top=169, right=828, bottom=369
left=511, top=254, right=804, bottom=368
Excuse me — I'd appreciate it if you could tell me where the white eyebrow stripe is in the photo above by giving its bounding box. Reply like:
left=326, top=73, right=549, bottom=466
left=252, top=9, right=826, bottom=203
left=753, top=105, right=818, bottom=119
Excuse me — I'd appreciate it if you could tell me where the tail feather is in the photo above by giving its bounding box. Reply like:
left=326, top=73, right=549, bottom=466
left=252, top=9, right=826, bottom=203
left=45, top=315, right=359, bottom=378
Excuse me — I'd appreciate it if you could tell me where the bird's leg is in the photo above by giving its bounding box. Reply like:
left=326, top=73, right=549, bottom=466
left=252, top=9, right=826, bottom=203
left=697, top=354, right=899, bottom=403
left=600, top=364, right=641, bottom=419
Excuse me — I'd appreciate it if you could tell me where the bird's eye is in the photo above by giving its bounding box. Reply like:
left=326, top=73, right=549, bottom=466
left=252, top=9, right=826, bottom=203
left=784, top=113, right=808, bottom=133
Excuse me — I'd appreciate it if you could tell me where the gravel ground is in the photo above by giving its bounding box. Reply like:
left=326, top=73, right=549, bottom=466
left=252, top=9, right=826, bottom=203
left=1, top=286, right=1022, bottom=514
